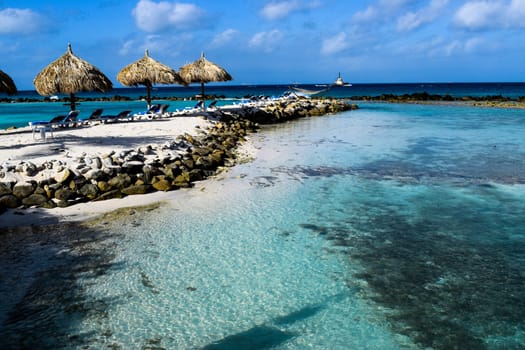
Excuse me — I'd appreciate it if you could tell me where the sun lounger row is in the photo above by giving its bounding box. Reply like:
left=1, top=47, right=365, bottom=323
left=170, top=100, right=219, bottom=115
left=29, top=110, right=79, bottom=128
left=27, top=100, right=219, bottom=138
left=28, top=109, right=135, bottom=136
left=133, top=104, right=170, bottom=119
left=78, top=109, right=133, bottom=124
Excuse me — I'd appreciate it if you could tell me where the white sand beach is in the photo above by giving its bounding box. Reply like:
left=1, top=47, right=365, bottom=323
left=0, top=115, right=258, bottom=228
left=0, top=116, right=211, bottom=166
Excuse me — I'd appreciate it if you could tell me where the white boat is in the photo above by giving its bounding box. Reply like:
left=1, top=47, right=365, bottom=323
left=333, top=73, right=351, bottom=86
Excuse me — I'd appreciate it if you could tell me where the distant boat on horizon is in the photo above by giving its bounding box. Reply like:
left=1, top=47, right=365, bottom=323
left=334, top=72, right=352, bottom=87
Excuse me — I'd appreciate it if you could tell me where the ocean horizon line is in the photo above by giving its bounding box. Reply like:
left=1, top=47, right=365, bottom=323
left=6, top=81, right=525, bottom=94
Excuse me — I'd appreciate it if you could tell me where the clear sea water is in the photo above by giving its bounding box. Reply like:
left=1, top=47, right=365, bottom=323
left=1, top=85, right=525, bottom=349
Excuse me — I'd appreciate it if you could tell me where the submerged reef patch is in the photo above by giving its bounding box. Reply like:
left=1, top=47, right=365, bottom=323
left=308, top=198, right=525, bottom=349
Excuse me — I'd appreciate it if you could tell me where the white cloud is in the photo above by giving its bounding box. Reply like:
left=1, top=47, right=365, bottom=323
left=321, top=32, right=349, bottom=55
left=439, top=37, right=495, bottom=56
left=248, top=30, right=284, bottom=52
left=352, top=0, right=411, bottom=24
left=453, top=0, right=525, bottom=30
left=508, top=0, right=525, bottom=23
left=210, top=29, right=239, bottom=48
left=260, top=0, right=322, bottom=20
left=119, top=33, right=193, bottom=57
left=143, top=34, right=171, bottom=53
left=352, top=5, right=377, bottom=23
left=464, top=37, right=484, bottom=53
left=397, top=0, right=449, bottom=32
left=132, top=0, right=206, bottom=32
left=261, top=0, right=300, bottom=20
left=443, top=40, right=462, bottom=56
left=395, top=35, right=492, bottom=58
left=0, top=8, right=46, bottom=34
left=453, top=1, right=504, bottom=30
left=119, top=40, right=136, bottom=56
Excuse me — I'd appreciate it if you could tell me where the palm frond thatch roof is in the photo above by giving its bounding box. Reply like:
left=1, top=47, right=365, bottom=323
left=117, top=49, right=185, bottom=107
left=0, top=69, right=17, bottom=95
left=178, top=52, right=232, bottom=84
left=117, top=49, right=185, bottom=87
left=178, top=52, right=232, bottom=109
left=33, top=43, right=113, bottom=96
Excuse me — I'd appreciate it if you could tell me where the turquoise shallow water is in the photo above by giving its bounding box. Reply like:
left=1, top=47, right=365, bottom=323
left=2, top=82, right=525, bottom=129
left=1, top=102, right=525, bottom=349
left=0, top=99, right=223, bottom=130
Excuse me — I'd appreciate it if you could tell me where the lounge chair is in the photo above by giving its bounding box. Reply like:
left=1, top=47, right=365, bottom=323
left=193, top=100, right=204, bottom=110
left=158, top=104, right=170, bottom=117
left=77, top=108, right=103, bottom=125
left=139, top=104, right=170, bottom=119
left=233, top=98, right=251, bottom=107
left=133, top=104, right=160, bottom=119
left=28, top=110, right=79, bottom=140
left=207, top=100, right=218, bottom=110
left=100, top=110, right=133, bottom=123
left=53, top=110, right=79, bottom=128
left=30, top=110, right=79, bottom=127
left=177, top=101, right=203, bottom=115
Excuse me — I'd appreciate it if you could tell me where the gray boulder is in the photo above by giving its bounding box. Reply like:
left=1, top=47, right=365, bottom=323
left=13, top=182, right=34, bottom=199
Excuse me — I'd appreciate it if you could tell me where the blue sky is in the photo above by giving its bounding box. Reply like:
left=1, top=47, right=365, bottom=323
left=0, top=0, right=524, bottom=90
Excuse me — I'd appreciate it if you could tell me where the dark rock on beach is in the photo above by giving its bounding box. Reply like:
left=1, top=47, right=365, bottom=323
left=122, top=184, right=150, bottom=195
left=21, top=193, right=48, bottom=207
left=0, top=182, right=13, bottom=196
left=0, top=194, right=20, bottom=208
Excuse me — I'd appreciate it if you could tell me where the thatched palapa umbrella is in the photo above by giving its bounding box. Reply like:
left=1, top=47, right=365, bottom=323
left=179, top=52, right=232, bottom=109
left=117, top=49, right=185, bottom=108
left=0, top=69, right=17, bottom=95
left=33, top=43, right=113, bottom=111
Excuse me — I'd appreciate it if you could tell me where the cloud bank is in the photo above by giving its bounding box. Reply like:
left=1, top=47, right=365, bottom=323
left=249, top=30, right=284, bottom=52
left=0, top=8, right=47, bottom=35
left=260, top=0, right=321, bottom=20
left=453, top=0, right=525, bottom=30
left=133, top=0, right=206, bottom=32
left=397, top=0, right=449, bottom=32
left=210, top=29, right=239, bottom=48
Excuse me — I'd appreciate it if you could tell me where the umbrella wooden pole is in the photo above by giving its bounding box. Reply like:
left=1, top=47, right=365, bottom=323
left=70, top=93, right=76, bottom=111
left=146, top=83, right=152, bottom=108
left=200, top=81, right=205, bottom=110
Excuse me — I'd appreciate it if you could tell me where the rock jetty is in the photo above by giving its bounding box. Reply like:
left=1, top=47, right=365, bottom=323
left=236, top=98, right=356, bottom=124
left=0, top=98, right=354, bottom=213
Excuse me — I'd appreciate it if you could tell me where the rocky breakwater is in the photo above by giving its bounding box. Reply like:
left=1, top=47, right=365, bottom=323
left=0, top=119, right=258, bottom=214
left=236, top=98, right=357, bottom=124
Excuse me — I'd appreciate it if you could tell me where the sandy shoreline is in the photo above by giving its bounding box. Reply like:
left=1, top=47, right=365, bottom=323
left=0, top=113, right=259, bottom=229
left=0, top=116, right=211, bottom=171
